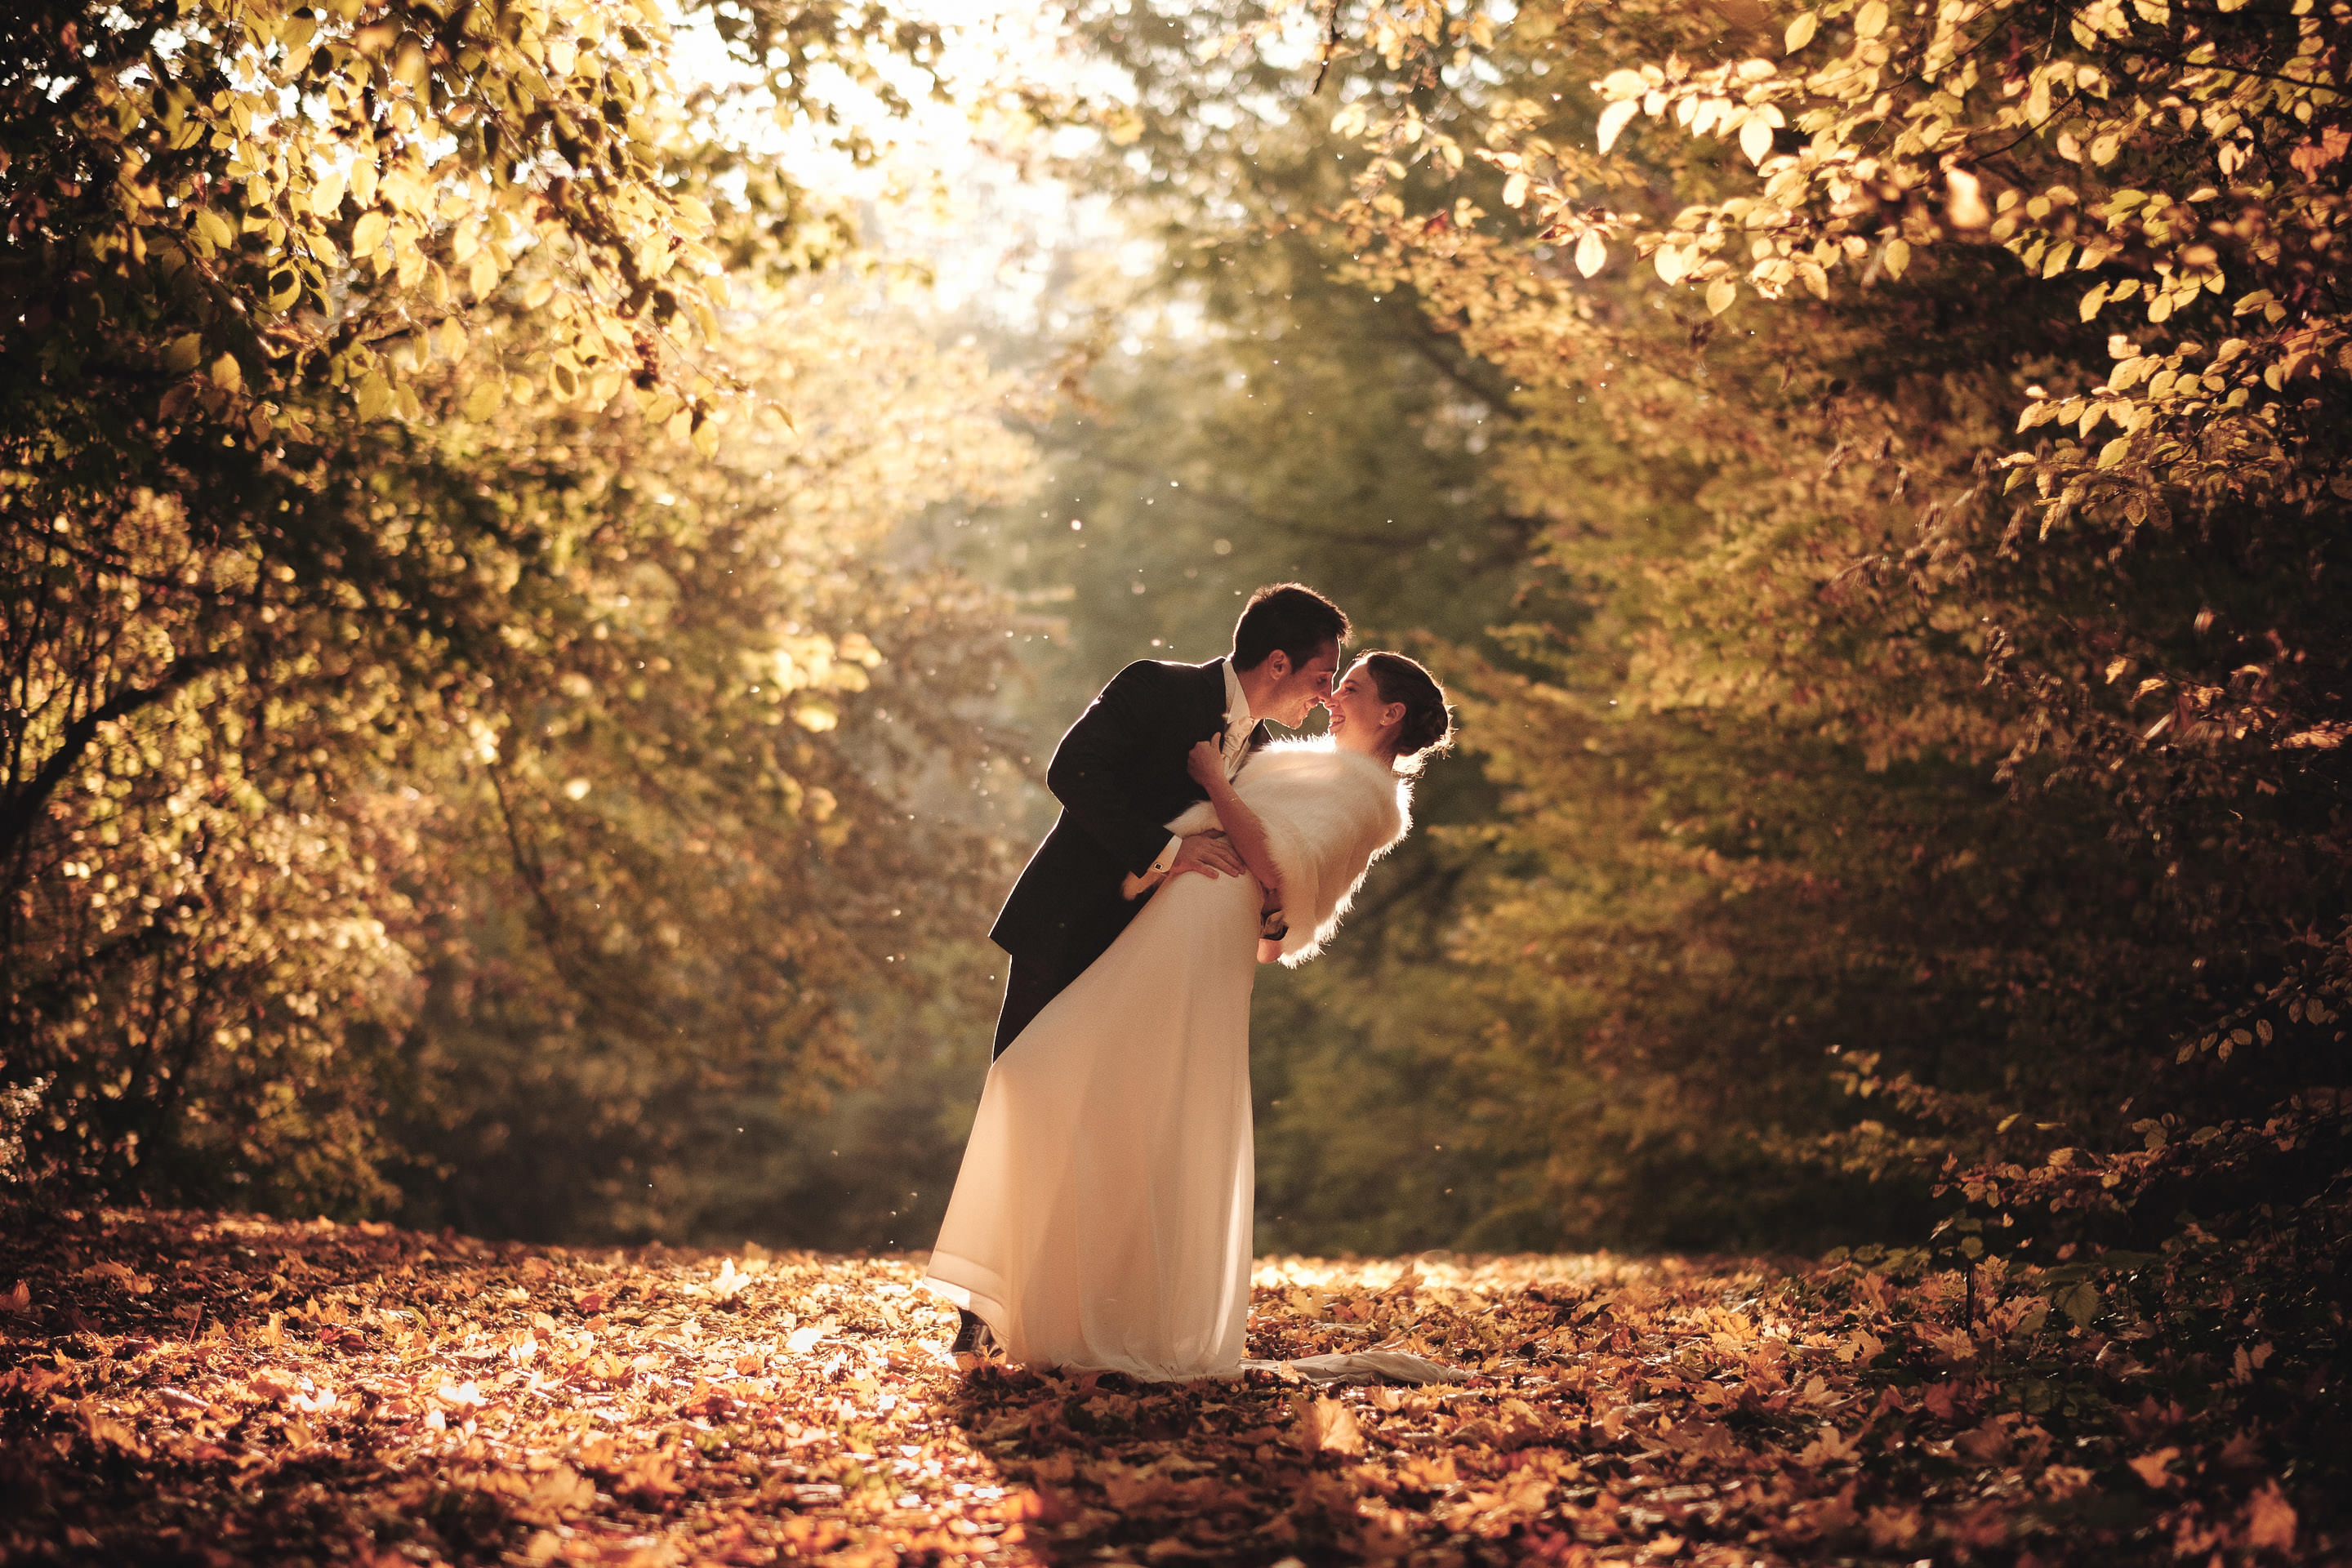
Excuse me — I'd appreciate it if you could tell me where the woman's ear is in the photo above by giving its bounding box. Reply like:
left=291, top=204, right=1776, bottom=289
left=1384, top=702, right=1405, bottom=729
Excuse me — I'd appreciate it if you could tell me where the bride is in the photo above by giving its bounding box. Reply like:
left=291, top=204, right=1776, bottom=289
left=920, top=652, right=1453, bottom=1379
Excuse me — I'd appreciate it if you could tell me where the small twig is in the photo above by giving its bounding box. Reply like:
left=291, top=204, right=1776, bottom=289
left=1311, top=0, right=1343, bottom=95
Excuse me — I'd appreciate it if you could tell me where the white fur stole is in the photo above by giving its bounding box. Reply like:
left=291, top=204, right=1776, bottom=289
left=1150, top=737, right=1410, bottom=968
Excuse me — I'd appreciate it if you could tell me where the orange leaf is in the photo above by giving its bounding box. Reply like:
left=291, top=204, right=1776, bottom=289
left=2244, top=1480, right=2297, bottom=1550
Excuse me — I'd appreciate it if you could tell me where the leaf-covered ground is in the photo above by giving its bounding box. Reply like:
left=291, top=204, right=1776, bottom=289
left=0, top=1208, right=2340, bottom=1566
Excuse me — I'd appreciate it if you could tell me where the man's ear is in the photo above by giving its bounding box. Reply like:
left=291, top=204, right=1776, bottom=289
left=1263, top=649, right=1291, bottom=679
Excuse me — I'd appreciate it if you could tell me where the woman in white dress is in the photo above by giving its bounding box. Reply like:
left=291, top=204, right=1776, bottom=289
left=921, top=653, right=1454, bottom=1379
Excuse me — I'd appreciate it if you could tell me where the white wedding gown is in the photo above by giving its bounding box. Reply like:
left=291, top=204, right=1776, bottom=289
left=922, top=739, right=1452, bottom=1383
left=922, top=862, right=1263, bottom=1379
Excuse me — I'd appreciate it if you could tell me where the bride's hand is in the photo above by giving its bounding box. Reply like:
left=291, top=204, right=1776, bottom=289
left=1186, top=737, right=1226, bottom=790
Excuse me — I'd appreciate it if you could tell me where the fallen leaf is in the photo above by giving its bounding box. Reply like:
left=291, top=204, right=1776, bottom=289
left=1293, top=1394, right=1365, bottom=1457
left=2243, top=1479, right=2296, bottom=1549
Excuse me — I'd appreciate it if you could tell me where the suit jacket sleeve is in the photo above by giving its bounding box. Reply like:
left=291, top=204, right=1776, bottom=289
left=1045, top=662, right=1205, bottom=877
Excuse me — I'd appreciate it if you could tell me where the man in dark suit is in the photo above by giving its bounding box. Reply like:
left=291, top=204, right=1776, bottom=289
left=951, top=583, right=1350, bottom=1361
left=988, top=583, right=1350, bottom=1057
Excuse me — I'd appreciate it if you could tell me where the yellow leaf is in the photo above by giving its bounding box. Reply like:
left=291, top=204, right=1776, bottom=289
left=164, top=332, right=204, bottom=373
left=1883, top=238, right=1911, bottom=278
left=1706, top=278, right=1737, bottom=314
left=1599, top=68, right=1647, bottom=100
left=310, top=172, right=347, bottom=217
left=464, top=380, right=503, bottom=421
left=2079, top=282, right=2109, bottom=320
left=194, top=207, right=235, bottom=251
left=207, top=353, right=242, bottom=394
left=1785, top=11, right=1819, bottom=51
left=1740, top=115, right=1774, bottom=166
left=1855, top=0, right=1889, bottom=36
left=1575, top=229, right=1608, bottom=278
left=393, top=38, right=429, bottom=89
left=1294, top=1395, right=1365, bottom=1456
left=2098, top=435, right=2132, bottom=468
left=1944, top=168, right=1991, bottom=229
left=1597, top=99, right=1640, bottom=154
left=1502, top=172, right=1529, bottom=207
left=350, top=211, right=389, bottom=256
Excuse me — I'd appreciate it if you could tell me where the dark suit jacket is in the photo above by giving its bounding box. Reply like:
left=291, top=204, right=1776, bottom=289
left=990, top=657, right=1269, bottom=980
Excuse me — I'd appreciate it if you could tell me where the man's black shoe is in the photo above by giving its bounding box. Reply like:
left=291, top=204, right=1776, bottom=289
left=951, top=1308, right=996, bottom=1360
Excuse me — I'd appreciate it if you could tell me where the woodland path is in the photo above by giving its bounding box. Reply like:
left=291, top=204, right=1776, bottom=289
left=0, top=1207, right=2328, bottom=1566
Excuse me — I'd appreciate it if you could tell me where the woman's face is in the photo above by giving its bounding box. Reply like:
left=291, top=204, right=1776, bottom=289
left=1325, top=657, right=1403, bottom=755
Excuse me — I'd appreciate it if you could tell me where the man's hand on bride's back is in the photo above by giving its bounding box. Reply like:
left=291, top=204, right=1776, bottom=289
left=1170, top=832, right=1245, bottom=881
left=1185, top=738, right=1226, bottom=791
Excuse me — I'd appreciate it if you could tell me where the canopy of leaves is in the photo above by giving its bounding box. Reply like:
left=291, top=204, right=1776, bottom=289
left=2, top=0, right=1035, bottom=1223
left=1037, top=0, right=2352, bottom=1260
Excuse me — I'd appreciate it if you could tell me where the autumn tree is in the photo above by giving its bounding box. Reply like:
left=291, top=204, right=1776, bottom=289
left=1, top=0, right=1037, bottom=1220
left=1267, top=0, right=2351, bottom=1249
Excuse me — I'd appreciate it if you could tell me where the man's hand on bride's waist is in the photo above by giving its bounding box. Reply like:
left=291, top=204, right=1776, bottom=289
left=1169, top=831, right=1246, bottom=880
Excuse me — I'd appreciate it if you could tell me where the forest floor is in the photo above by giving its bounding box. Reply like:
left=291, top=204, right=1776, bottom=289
left=0, top=1206, right=2338, bottom=1567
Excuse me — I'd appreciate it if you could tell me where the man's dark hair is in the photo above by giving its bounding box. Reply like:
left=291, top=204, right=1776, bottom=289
left=1231, top=583, right=1349, bottom=672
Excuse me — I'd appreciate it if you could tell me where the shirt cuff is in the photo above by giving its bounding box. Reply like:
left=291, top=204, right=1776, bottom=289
left=1121, top=835, right=1187, bottom=903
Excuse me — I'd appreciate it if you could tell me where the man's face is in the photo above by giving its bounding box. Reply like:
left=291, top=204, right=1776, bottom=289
left=1267, top=639, right=1342, bottom=728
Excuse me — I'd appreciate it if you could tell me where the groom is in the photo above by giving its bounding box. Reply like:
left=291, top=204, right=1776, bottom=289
left=987, top=582, right=1351, bottom=1058
left=950, top=581, right=1348, bottom=1360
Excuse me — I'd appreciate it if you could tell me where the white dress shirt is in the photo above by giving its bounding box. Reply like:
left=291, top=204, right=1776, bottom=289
left=1134, top=662, right=1252, bottom=893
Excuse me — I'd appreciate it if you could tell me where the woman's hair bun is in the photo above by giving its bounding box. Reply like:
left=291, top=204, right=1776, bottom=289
left=1362, top=652, right=1454, bottom=776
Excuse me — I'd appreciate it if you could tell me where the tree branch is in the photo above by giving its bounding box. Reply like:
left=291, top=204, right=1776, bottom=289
left=0, top=651, right=231, bottom=859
